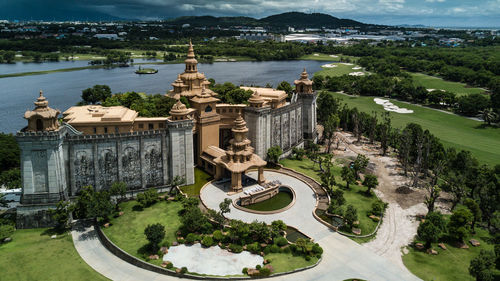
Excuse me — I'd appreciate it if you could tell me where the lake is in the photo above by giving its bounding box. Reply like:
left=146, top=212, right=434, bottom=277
left=0, top=60, right=326, bottom=133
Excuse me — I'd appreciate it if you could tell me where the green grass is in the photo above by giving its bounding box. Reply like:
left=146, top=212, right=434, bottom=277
left=102, top=200, right=183, bottom=266
left=329, top=92, right=500, bottom=166
left=299, top=53, right=359, bottom=62
left=243, top=191, right=293, bottom=211
left=0, top=65, right=105, bottom=78
left=410, top=73, right=486, bottom=96
left=279, top=157, right=379, bottom=237
left=180, top=168, right=212, bottom=197
left=315, top=63, right=367, bottom=77
left=263, top=252, right=318, bottom=273
left=403, top=227, right=499, bottom=281
left=0, top=228, right=108, bottom=281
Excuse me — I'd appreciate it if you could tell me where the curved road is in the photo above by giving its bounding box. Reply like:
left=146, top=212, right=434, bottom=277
left=72, top=170, right=420, bottom=281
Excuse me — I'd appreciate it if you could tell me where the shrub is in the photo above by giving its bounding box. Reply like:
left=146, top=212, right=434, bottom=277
left=177, top=238, right=185, bottom=244
left=180, top=267, right=188, bottom=274
left=256, top=264, right=261, bottom=270
left=166, top=262, right=173, bottom=269
left=283, top=246, right=291, bottom=253
left=263, top=246, right=271, bottom=255
left=270, top=244, right=280, bottom=253
left=305, top=255, right=311, bottom=261
left=201, top=235, right=214, bottom=247
left=242, top=267, right=248, bottom=274
left=229, top=243, right=243, bottom=253
left=274, top=236, right=288, bottom=247
left=371, top=201, right=386, bottom=216
left=144, top=223, right=165, bottom=251
left=161, top=241, right=171, bottom=248
left=0, top=224, right=15, bottom=241
left=312, top=243, right=323, bottom=255
left=212, top=230, right=224, bottom=241
left=247, top=242, right=261, bottom=254
left=185, top=233, right=199, bottom=244
left=259, top=267, right=271, bottom=276
left=289, top=244, right=297, bottom=252
left=137, top=188, right=158, bottom=208
left=328, top=205, right=344, bottom=216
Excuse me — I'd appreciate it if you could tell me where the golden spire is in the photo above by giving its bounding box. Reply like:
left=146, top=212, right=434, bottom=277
left=300, top=68, right=308, bottom=80
left=187, top=39, right=195, bottom=59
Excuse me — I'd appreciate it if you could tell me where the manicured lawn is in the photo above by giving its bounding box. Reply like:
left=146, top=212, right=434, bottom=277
left=403, top=227, right=499, bottom=281
left=315, top=63, right=367, bottom=77
left=264, top=252, right=318, bottom=273
left=180, top=168, right=213, bottom=197
left=0, top=228, right=108, bottom=281
left=102, top=200, right=183, bottom=266
left=299, top=53, right=359, bottom=62
left=244, top=191, right=293, bottom=211
left=410, top=73, right=486, bottom=96
left=280, top=157, right=380, bottom=237
left=329, top=92, right=500, bottom=166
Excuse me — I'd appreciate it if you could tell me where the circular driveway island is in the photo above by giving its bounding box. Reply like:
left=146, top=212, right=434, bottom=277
left=72, top=169, right=421, bottom=281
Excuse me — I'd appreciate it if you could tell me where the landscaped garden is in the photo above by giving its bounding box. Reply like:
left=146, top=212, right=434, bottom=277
left=0, top=228, right=108, bottom=281
left=240, top=187, right=294, bottom=212
left=403, top=213, right=499, bottom=281
left=280, top=156, right=383, bottom=238
left=179, top=168, right=212, bottom=197
left=101, top=192, right=321, bottom=277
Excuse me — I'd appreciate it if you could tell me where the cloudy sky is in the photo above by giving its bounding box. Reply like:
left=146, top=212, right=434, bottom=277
left=1, top=0, right=499, bottom=27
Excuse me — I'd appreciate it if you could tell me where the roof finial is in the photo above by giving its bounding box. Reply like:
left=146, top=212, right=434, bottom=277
left=39, top=90, right=43, bottom=97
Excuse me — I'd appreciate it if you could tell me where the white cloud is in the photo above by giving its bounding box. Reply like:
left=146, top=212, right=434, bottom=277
left=425, top=0, right=445, bottom=2
left=179, top=4, right=195, bottom=11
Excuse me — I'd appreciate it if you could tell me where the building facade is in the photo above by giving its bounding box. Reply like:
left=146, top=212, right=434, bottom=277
left=16, top=42, right=317, bottom=228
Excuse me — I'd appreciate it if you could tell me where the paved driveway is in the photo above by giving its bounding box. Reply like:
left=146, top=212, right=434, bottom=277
left=72, top=170, right=421, bottom=281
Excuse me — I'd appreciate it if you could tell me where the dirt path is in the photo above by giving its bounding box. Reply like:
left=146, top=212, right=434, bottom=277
left=333, top=131, right=428, bottom=274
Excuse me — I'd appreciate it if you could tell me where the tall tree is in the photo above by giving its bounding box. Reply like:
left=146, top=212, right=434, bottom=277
left=362, top=174, right=379, bottom=195
left=424, top=185, right=441, bottom=214
left=323, top=114, right=340, bottom=154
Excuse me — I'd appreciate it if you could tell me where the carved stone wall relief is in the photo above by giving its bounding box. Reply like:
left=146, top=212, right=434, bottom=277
left=74, top=150, right=95, bottom=193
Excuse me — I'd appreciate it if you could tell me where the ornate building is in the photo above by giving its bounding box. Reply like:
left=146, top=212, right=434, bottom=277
left=16, top=42, right=317, bottom=228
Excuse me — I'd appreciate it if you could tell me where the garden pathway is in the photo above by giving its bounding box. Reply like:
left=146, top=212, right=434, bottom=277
left=72, top=170, right=421, bottom=281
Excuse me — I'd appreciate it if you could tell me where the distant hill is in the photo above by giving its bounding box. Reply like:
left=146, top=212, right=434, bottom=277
left=167, top=12, right=367, bottom=28
left=259, top=12, right=365, bottom=28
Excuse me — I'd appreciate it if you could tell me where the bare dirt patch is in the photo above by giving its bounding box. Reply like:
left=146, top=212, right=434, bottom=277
left=330, top=131, right=450, bottom=274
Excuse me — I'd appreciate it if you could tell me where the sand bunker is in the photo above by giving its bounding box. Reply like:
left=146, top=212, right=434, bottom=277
left=329, top=55, right=339, bottom=58
left=374, top=98, right=413, bottom=114
left=426, top=89, right=435, bottom=92
left=322, top=64, right=338, bottom=68
left=349, top=72, right=365, bottom=76
left=313, top=53, right=319, bottom=56
left=163, top=244, right=263, bottom=276
left=352, top=66, right=362, bottom=70
left=341, top=63, right=354, bottom=65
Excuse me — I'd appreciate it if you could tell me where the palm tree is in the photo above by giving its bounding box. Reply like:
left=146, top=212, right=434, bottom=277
left=480, top=108, right=498, bottom=126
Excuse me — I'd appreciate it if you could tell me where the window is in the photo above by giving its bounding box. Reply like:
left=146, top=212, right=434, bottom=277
left=205, top=105, right=212, bottom=113
left=148, top=123, right=154, bottom=130
left=104, top=127, right=108, bottom=134
left=138, top=124, right=144, bottom=129
left=115, top=126, right=119, bottom=133
left=159, top=123, right=164, bottom=128
left=93, top=127, right=97, bottom=134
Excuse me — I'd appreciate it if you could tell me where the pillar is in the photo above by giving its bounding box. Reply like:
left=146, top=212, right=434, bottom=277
left=258, top=167, right=265, bottom=184
left=215, top=165, right=223, bottom=180
left=231, top=172, right=242, bottom=192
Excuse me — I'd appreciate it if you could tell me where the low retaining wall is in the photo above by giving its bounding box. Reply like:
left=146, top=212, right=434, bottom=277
left=232, top=185, right=297, bottom=215
left=95, top=223, right=321, bottom=280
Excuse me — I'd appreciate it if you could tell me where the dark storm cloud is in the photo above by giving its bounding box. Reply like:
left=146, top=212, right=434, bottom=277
left=1, top=0, right=499, bottom=27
